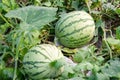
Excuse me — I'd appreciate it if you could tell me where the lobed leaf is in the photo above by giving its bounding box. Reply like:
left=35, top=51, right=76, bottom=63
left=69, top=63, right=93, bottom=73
left=5, top=6, right=58, bottom=28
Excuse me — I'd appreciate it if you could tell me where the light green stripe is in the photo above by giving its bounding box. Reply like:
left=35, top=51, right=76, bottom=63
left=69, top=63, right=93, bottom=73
left=37, top=46, right=54, bottom=61
left=59, top=24, right=94, bottom=38
left=23, top=61, right=47, bottom=65
left=31, top=69, right=46, bottom=77
left=56, top=13, right=81, bottom=29
left=58, top=18, right=93, bottom=33
left=29, top=47, right=52, bottom=61
left=60, top=35, right=91, bottom=48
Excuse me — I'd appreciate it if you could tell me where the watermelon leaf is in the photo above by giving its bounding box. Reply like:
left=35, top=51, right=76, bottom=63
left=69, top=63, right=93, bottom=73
left=5, top=6, right=58, bottom=54
left=73, top=49, right=89, bottom=63
left=115, top=8, right=120, bottom=15
left=101, top=58, right=120, bottom=78
left=106, top=38, right=120, bottom=54
left=88, top=73, right=109, bottom=80
left=5, top=6, right=57, bottom=29
left=116, top=26, right=120, bottom=39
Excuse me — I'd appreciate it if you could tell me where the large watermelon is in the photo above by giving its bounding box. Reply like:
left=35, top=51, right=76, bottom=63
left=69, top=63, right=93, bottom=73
left=23, top=44, right=65, bottom=79
left=55, top=11, right=95, bottom=48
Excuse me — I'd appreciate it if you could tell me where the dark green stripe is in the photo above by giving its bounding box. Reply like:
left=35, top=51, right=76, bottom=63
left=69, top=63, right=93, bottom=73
left=62, top=35, right=91, bottom=47
left=70, top=35, right=90, bottom=42
left=24, top=64, right=46, bottom=70
left=70, top=35, right=91, bottom=44
left=40, top=69, right=52, bottom=78
left=29, top=49, right=49, bottom=59
left=23, top=61, right=48, bottom=70
left=29, top=49, right=41, bottom=54
left=59, top=24, right=94, bottom=38
left=23, top=61, right=47, bottom=65
left=29, top=48, right=52, bottom=61
left=62, top=34, right=90, bottom=44
left=56, top=13, right=81, bottom=28
left=31, top=69, right=46, bottom=77
left=27, top=65, right=43, bottom=69
left=58, top=18, right=93, bottom=33
left=37, top=46, right=53, bottom=60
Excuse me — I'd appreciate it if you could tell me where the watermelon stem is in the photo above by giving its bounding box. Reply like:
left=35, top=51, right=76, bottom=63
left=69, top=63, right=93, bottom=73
left=0, top=13, right=14, bottom=28
left=101, top=24, right=112, bottom=59
left=85, top=0, right=91, bottom=14
left=49, top=58, right=65, bottom=69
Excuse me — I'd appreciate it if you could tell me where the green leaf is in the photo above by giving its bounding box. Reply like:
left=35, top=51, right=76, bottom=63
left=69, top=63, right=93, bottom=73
left=61, top=65, right=74, bottom=79
left=43, top=1, right=51, bottom=6
left=69, top=77, right=85, bottom=80
left=73, top=45, right=97, bottom=63
left=2, top=0, right=18, bottom=12
left=106, top=38, right=120, bottom=54
left=71, top=0, right=79, bottom=10
left=74, top=62, right=94, bottom=72
left=88, top=73, right=109, bottom=80
left=5, top=6, right=57, bottom=28
left=102, top=3, right=116, bottom=11
left=73, top=49, right=89, bottom=63
left=101, top=58, right=120, bottom=78
left=5, top=6, right=58, bottom=54
left=0, top=3, right=3, bottom=12
left=0, top=61, right=5, bottom=70
left=96, top=73, right=109, bottom=80
left=0, top=67, right=14, bottom=80
left=115, top=8, right=120, bottom=15
left=116, top=26, right=120, bottom=39
left=0, top=23, right=10, bottom=34
left=107, top=38, right=120, bottom=46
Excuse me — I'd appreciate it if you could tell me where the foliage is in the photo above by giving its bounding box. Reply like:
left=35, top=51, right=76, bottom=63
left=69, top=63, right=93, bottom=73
left=116, top=26, right=120, bottom=39
left=0, top=0, right=120, bottom=80
left=101, top=58, right=120, bottom=78
left=5, top=6, right=57, bottom=55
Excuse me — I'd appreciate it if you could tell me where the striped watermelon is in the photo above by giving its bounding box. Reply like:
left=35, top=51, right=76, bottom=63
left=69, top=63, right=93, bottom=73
left=55, top=11, right=95, bottom=48
left=23, top=44, right=64, bottom=79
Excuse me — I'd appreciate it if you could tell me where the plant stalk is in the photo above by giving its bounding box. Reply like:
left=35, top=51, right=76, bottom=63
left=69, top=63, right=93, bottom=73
left=0, top=13, right=14, bottom=28
left=102, top=27, right=112, bottom=59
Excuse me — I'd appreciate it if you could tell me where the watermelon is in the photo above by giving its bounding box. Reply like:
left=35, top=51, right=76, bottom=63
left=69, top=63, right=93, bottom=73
left=23, top=44, right=65, bottom=79
left=55, top=11, right=95, bottom=48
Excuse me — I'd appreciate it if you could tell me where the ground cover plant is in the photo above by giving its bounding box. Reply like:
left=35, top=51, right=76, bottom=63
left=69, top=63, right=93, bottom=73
left=0, top=0, right=120, bottom=80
